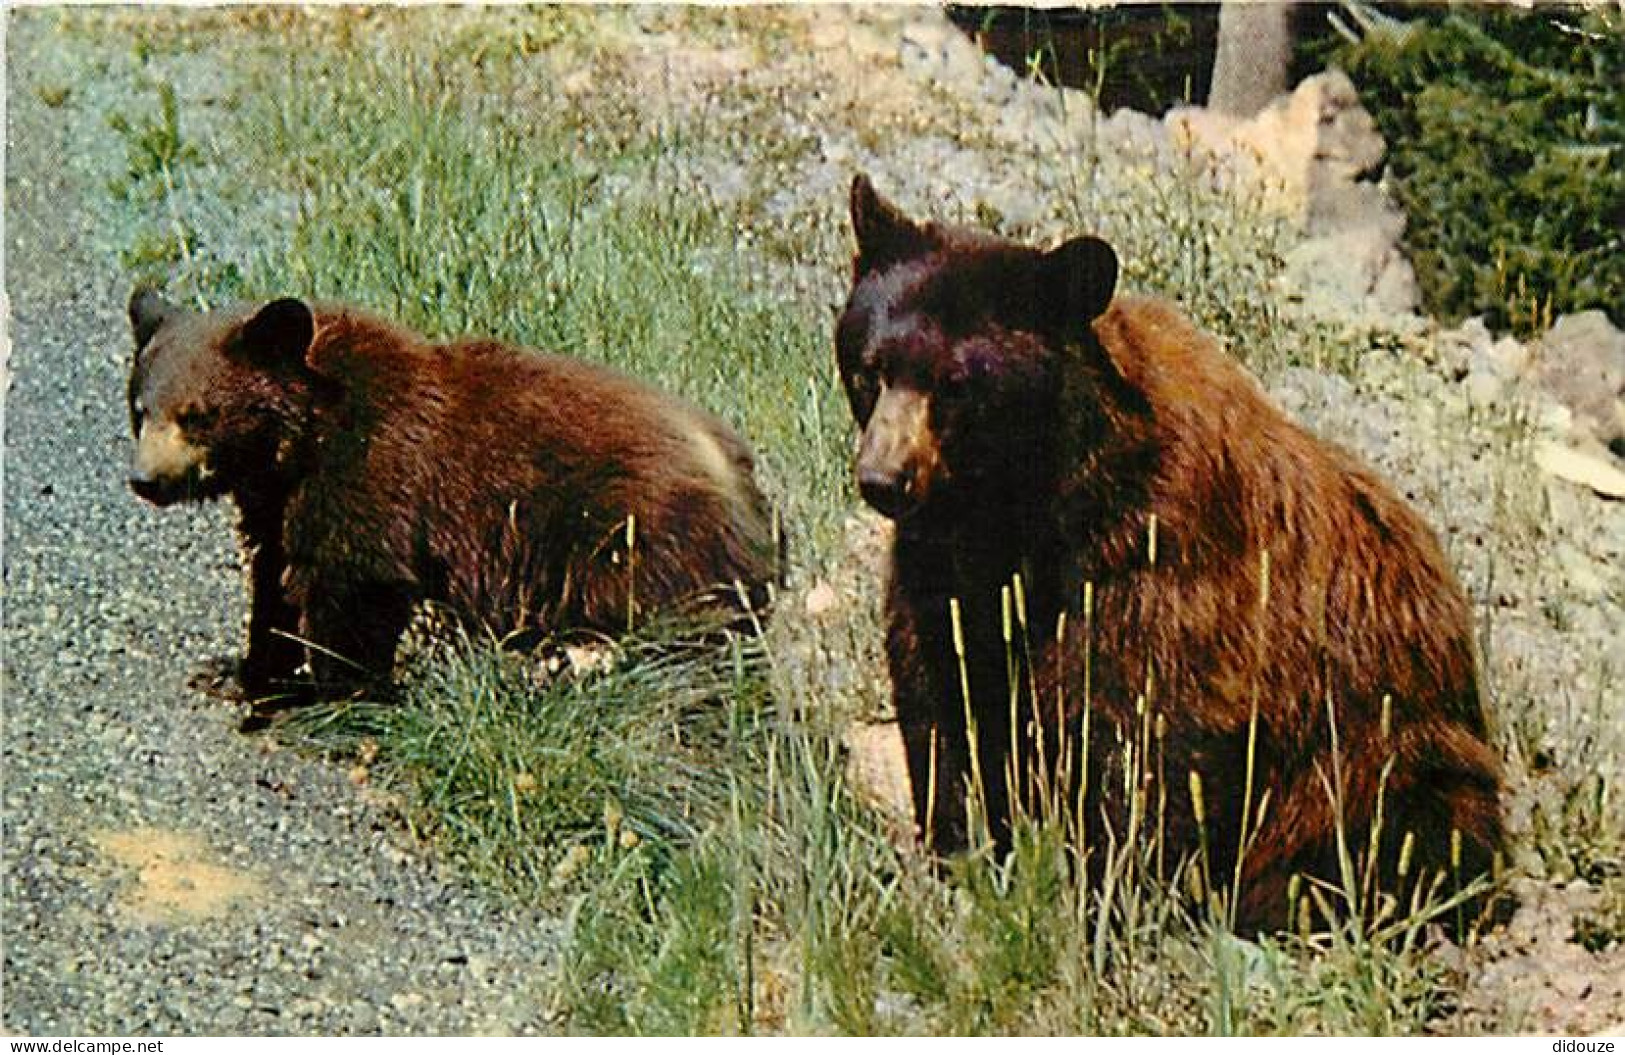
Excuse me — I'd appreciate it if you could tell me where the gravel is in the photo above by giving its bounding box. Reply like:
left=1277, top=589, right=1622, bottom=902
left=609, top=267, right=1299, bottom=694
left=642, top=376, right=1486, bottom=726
left=3, top=15, right=562, bottom=1036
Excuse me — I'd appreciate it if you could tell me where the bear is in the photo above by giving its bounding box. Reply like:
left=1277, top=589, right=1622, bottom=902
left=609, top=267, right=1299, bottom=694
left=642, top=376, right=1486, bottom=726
left=126, top=290, right=781, bottom=719
left=836, top=174, right=1504, bottom=934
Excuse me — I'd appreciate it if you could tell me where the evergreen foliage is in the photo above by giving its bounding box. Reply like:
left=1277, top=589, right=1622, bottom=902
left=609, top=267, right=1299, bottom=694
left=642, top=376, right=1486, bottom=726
left=1333, top=5, right=1623, bottom=334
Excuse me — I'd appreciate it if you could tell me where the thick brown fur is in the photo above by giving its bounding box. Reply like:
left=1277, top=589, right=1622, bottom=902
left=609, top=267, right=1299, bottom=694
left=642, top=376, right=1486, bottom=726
left=126, top=292, right=781, bottom=706
left=837, top=175, right=1503, bottom=934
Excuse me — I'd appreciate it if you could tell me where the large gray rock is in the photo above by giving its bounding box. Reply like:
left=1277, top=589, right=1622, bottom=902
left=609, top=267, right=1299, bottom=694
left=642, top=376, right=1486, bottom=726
left=1538, top=311, right=1625, bottom=457
left=1168, top=70, right=1385, bottom=227
left=1168, top=70, right=1418, bottom=318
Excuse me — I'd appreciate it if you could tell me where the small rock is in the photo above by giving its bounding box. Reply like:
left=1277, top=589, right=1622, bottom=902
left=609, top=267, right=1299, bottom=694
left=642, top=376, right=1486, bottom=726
left=288, top=997, right=325, bottom=1020
left=1464, top=370, right=1505, bottom=409
left=804, top=580, right=839, bottom=617
left=389, top=992, right=425, bottom=1013
left=563, top=643, right=616, bottom=677
left=842, top=722, right=913, bottom=836
left=1535, top=441, right=1625, bottom=499
left=1487, top=335, right=1532, bottom=379
left=1437, top=317, right=1495, bottom=377
left=1538, top=311, right=1625, bottom=452
left=466, top=954, right=495, bottom=985
left=1536, top=400, right=1574, bottom=437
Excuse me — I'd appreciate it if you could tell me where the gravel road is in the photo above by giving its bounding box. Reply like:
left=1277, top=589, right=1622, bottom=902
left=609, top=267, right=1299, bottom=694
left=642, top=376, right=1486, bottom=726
left=3, top=15, right=563, bottom=1036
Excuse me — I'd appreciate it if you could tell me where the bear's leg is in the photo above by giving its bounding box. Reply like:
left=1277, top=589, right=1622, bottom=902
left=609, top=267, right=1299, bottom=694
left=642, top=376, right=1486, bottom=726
left=896, top=695, right=972, bottom=853
left=972, top=694, right=1016, bottom=853
left=1374, top=727, right=1506, bottom=933
left=240, top=532, right=304, bottom=698
left=895, top=652, right=1017, bottom=855
left=1228, top=769, right=1337, bottom=934
left=298, top=582, right=415, bottom=697
left=886, top=588, right=973, bottom=853
left=1229, top=720, right=1503, bottom=936
left=230, top=495, right=305, bottom=702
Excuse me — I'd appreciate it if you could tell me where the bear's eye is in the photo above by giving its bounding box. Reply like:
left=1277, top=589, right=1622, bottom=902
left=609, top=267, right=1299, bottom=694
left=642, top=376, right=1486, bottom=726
left=939, top=370, right=974, bottom=403
left=846, top=371, right=878, bottom=421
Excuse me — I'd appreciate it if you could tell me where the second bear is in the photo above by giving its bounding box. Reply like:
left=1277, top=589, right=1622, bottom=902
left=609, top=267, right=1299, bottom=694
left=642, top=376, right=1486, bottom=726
left=127, top=292, right=781, bottom=708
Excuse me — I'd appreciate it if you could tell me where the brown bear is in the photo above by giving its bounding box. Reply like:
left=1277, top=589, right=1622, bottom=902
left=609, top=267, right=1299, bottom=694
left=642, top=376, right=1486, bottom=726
left=837, top=174, right=1503, bottom=933
left=126, top=290, right=781, bottom=717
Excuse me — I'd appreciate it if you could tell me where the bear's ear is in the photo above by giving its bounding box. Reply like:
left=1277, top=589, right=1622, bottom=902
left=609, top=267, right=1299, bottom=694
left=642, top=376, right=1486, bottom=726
left=851, top=173, right=933, bottom=275
left=129, top=287, right=176, bottom=351
left=1039, top=235, right=1118, bottom=333
left=239, top=297, right=316, bottom=368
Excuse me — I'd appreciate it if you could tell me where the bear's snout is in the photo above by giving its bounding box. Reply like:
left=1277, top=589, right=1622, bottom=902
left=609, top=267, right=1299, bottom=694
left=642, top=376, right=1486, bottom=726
left=128, top=469, right=183, bottom=506
left=857, top=465, right=911, bottom=519
left=128, top=462, right=208, bottom=506
left=855, top=384, right=938, bottom=519
left=129, top=419, right=212, bottom=506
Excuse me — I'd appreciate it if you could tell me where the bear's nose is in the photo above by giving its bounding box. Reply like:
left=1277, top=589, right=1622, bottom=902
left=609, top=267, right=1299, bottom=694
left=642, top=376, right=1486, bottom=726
left=858, top=467, right=911, bottom=519
left=129, top=472, right=161, bottom=502
left=128, top=471, right=176, bottom=507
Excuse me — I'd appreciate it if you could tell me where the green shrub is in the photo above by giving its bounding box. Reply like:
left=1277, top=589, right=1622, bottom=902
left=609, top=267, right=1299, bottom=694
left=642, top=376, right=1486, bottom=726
left=1332, top=6, right=1624, bottom=334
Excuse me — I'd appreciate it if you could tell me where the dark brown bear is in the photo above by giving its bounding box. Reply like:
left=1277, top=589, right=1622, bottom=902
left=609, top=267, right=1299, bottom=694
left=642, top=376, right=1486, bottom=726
left=127, top=291, right=780, bottom=713
left=837, top=175, right=1503, bottom=933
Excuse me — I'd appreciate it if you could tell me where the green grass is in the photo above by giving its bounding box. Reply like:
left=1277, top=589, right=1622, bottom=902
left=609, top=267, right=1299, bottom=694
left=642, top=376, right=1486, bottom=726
left=77, top=5, right=1621, bottom=1036
left=289, top=625, right=772, bottom=898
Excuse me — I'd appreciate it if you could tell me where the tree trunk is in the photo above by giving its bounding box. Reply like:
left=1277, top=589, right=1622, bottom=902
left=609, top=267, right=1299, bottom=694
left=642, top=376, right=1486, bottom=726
left=1209, top=2, right=1295, bottom=116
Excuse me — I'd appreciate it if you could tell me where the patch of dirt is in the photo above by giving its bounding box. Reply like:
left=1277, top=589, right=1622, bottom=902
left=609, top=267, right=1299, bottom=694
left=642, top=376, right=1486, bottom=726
left=1454, top=878, right=1625, bottom=1035
left=93, top=828, right=262, bottom=924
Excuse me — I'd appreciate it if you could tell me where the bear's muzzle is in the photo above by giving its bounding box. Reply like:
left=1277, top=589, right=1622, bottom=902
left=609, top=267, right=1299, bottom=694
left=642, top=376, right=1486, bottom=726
left=129, top=419, right=213, bottom=506
left=856, top=384, right=938, bottom=519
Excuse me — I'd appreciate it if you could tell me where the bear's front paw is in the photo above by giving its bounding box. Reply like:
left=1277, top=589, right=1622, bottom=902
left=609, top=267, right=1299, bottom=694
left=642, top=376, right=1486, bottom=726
left=188, top=656, right=250, bottom=702
left=239, top=651, right=308, bottom=699
left=235, top=682, right=319, bottom=734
